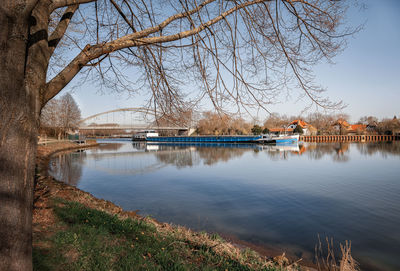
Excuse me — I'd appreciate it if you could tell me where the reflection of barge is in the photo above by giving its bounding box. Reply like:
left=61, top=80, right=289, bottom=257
left=260, top=143, right=300, bottom=152
left=146, top=142, right=258, bottom=148
left=144, top=135, right=261, bottom=143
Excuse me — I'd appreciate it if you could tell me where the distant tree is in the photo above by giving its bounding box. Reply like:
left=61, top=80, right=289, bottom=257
left=263, top=113, right=290, bottom=129
left=196, top=112, right=253, bottom=135
left=293, top=125, right=304, bottom=134
left=336, top=113, right=350, bottom=122
left=358, top=116, right=378, bottom=125
left=307, top=112, right=346, bottom=135
left=251, top=125, right=263, bottom=135
left=262, top=127, right=270, bottom=134
left=231, top=118, right=252, bottom=135
left=40, top=99, right=61, bottom=137
left=40, top=93, right=81, bottom=138
left=59, top=93, right=81, bottom=134
left=377, top=117, right=400, bottom=135
left=197, top=112, right=232, bottom=135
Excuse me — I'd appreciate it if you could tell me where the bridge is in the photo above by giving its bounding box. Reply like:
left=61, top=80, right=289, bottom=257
left=78, top=108, right=196, bottom=135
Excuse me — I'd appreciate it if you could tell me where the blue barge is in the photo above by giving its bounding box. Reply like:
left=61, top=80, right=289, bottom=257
left=145, top=135, right=261, bottom=143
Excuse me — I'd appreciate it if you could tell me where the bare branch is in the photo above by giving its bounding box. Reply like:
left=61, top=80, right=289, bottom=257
left=44, top=0, right=271, bottom=106
left=51, top=0, right=95, bottom=11
left=44, top=0, right=354, bottom=113
left=109, top=0, right=136, bottom=32
left=48, top=4, right=79, bottom=56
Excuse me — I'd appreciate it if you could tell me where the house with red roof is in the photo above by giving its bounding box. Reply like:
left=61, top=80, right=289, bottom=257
left=287, top=119, right=317, bottom=135
left=333, top=119, right=366, bottom=135
left=348, top=124, right=367, bottom=134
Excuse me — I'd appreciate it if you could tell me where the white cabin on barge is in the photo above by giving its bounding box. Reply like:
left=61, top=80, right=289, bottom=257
left=132, top=130, right=159, bottom=141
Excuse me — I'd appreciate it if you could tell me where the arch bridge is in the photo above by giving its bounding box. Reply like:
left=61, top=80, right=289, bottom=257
left=78, top=108, right=195, bottom=135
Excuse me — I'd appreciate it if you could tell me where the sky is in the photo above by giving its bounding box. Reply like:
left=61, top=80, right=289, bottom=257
left=58, top=0, right=400, bottom=123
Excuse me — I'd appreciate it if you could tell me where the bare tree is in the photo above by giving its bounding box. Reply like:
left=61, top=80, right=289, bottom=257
left=40, top=93, right=81, bottom=138
left=197, top=111, right=252, bottom=135
left=306, top=112, right=336, bottom=134
left=197, top=111, right=232, bottom=135
left=58, top=93, right=81, bottom=135
left=263, top=113, right=290, bottom=129
left=40, top=98, right=61, bottom=136
left=0, top=0, right=356, bottom=269
left=358, top=115, right=378, bottom=125
left=377, top=117, right=400, bottom=135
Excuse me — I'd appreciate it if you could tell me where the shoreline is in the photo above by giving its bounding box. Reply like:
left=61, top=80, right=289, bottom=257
left=33, top=140, right=315, bottom=270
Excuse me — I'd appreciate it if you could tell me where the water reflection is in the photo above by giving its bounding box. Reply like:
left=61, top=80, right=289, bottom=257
left=302, top=143, right=351, bottom=162
left=356, top=141, right=400, bottom=157
left=50, top=142, right=400, bottom=185
left=48, top=141, right=400, bottom=271
left=92, top=142, right=124, bottom=152
left=50, top=150, right=85, bottom=186
left=133, top=143, right=253, bottom=167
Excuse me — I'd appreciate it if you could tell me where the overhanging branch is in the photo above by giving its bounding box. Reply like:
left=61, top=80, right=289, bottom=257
left=44, top=0, right=266, bottom=106
left=48, top=5, right=79, bottom=56
left=51, top=0, right=95, bottom=11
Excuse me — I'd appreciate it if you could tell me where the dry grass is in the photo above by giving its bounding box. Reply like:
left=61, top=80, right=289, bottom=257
left=315, top=236, right=359, bottom=271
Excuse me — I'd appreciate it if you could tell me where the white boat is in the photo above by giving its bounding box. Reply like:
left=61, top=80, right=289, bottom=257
left=132, top=130, right=159, bottom=141
left=258, top=134, right=299, bottom=144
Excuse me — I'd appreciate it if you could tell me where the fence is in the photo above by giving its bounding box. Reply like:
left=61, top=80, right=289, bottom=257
left=300, top=135, right=398, bottom=142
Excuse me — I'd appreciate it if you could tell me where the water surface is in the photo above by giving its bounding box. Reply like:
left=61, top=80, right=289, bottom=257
left=49, top=140, right=400, bottom=270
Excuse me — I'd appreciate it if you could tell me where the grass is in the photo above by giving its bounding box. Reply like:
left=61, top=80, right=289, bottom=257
left=33, top=199, right=289, bottom=271
left=314, top=236, right=359, bottom=271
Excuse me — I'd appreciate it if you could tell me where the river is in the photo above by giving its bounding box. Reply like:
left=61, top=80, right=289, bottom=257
left=49, top=140, right=400, bottom=270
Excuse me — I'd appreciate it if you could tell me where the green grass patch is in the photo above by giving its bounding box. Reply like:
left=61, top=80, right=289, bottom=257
left=33, top=199, right=283, bottom=271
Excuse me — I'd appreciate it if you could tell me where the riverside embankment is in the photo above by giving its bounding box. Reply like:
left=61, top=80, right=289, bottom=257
left=33, top=140, right=309, bottom=271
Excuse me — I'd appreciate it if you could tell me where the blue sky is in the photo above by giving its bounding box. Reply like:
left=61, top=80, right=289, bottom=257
left=59, top=0, right=400, bottom=123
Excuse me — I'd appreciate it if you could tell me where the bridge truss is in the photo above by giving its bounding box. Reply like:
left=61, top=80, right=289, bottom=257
left=78, top=108, right=194, bottom=134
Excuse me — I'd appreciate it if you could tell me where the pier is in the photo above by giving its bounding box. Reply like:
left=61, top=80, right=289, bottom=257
left=300, top=135, right=399, bottom=142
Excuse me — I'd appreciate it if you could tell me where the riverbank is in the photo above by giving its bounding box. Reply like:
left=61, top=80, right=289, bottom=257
left=33, top=141, right=356, bottom=270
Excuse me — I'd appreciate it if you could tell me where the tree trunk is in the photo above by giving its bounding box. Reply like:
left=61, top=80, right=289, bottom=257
left=0, top=9, right=38, bottom=271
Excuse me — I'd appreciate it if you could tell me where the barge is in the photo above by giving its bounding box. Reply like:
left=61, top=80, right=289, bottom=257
left=137, top=135, right=261, bottom=143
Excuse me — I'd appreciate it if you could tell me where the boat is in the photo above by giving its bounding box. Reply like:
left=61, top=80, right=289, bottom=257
left=132, top=130, right=159, bottom=141
left=258, top=134, right=299, bottom=144
left=145, top=135, right=260, bottom=143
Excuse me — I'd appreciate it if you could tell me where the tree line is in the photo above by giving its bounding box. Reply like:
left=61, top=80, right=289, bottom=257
left=195, top=112, right=400, bottom=136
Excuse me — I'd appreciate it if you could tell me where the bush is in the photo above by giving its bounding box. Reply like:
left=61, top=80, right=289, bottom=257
left=251, top=125, right=263, bottom=135
left=262, top=128, right=270, bottom=134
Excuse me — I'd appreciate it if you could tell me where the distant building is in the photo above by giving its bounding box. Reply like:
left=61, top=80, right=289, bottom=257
left=348, top=124, right=367, bottom=135
left=332, top=119, right=350, bottom=133
left=267, top=119, right=316, bottom=135
left=287, top=119, right=317, bottom=135
left=333, top=119, right=366, bottom=135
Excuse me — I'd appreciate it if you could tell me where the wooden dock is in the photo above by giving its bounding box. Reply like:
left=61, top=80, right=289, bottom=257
left=300, top=135, right=399, bottom=142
